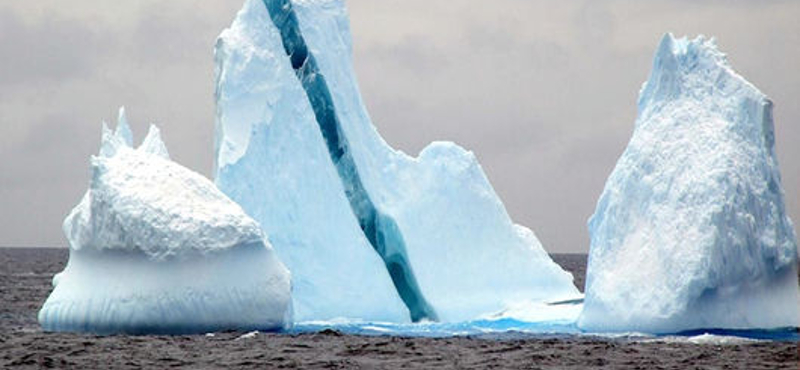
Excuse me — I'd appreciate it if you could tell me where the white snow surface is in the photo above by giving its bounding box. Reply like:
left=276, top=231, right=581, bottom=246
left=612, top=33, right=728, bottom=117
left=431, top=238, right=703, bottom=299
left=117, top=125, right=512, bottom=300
left=39, top=112, right=291, bottom=334
left=579, top=34, right=800, bottom=333
left=214, top=0, right=409, bottom=323
left=214, top=0, right=578, bottom=323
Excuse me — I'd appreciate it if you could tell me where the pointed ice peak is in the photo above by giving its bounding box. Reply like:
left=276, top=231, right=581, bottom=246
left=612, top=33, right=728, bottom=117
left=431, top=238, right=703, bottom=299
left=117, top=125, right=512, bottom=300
left=99, top=109, right=170, bottom=159
left=652, top=33, right=724, bottom=70
left=101, top=120, right=111, bottom=137
left=652, top=33, right=677, bottom=71
left=139, top=124, right=171, bottom=159
left=99, top=120, right=124, bottom=158
left=637, top=33, right=766, bottom=123
left=115, top=107, right=134, bottom=147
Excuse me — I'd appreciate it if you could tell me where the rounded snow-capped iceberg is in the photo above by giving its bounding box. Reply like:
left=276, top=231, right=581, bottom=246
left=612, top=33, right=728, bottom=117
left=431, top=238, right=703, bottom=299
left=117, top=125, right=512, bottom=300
left=39, top=109, right=291, bottom=334
left=579, top=34, right=799, bottom=333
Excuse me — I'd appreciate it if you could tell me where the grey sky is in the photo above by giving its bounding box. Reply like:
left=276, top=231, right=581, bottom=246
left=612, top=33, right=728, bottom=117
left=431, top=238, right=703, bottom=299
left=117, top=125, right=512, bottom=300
left=0, top=0, right=797, bottom=253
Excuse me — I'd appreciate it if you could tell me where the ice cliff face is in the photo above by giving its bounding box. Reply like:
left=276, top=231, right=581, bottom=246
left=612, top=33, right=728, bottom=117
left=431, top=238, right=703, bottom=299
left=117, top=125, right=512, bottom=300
left=579, top=34, right=799, bottom=333
left=215, top=0, right=410, bottom=323
left=39, top=110, right=292, bottom=334
left=215, top=0, right=579, bottom=323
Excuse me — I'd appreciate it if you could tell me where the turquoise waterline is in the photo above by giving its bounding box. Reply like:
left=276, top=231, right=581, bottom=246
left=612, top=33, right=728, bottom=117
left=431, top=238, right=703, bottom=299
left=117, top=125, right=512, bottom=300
left=290, top=318, right=580, bottom=338
left=673, top=328, right=799, bottom=342
left=288, top=320, right=799, bottom=342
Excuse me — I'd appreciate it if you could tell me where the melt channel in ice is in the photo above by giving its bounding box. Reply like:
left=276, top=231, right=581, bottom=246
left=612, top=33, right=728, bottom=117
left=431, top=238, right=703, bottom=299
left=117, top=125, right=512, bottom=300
left=39, top=109, right=292, bottom=334
left=214, top=0, right=579, bottom=323
left=578, top=34, right=800, bottom=333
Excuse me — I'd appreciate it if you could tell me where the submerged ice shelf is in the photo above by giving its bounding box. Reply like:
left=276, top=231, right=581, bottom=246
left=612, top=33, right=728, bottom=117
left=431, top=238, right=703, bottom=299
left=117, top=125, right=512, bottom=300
left=287, top=320, right=799, bottom=342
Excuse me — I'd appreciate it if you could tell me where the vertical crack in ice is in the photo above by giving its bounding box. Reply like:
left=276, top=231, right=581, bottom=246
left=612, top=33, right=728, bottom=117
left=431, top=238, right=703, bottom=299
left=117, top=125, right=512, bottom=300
left=262, top=0, right=437, bottom=322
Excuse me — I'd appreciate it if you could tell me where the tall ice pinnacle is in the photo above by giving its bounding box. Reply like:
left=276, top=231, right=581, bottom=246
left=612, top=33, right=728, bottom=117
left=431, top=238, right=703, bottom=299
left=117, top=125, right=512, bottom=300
left=260, top=0, right=436, bottom=321
left=214, top=0, right=579, bottom=323
left=214, top=0, right=411, bottom=323
left=579, top=34, right=799, bottom=333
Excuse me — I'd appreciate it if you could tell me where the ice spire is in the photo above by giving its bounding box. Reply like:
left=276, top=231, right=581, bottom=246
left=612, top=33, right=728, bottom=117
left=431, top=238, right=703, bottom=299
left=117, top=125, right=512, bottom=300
left=100, top=120, right=125, bottom=158
left=139, top=124, right=170, bottom=159
left=115, top=106, right=134, bottom=147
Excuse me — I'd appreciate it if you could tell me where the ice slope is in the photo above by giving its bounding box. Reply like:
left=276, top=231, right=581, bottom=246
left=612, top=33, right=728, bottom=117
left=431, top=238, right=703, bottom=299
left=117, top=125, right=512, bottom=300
left=39, top=110, right=291, bottom=334
left=215, top=0, right=579, bottom=323
left=214, top=0, right=410, bottom=323
left=579, top=34, right=800, bottom=333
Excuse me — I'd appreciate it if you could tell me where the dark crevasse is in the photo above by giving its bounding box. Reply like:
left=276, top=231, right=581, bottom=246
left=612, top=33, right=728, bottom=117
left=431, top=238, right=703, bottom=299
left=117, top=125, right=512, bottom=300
left=262, top=0, right=437, bottom=322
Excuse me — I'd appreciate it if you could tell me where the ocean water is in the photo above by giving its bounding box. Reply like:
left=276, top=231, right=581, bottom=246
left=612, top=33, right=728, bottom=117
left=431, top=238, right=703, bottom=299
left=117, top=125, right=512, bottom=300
left=3, top=248, right=795, bottom=341
left=1, top=248, right=797, bottom=369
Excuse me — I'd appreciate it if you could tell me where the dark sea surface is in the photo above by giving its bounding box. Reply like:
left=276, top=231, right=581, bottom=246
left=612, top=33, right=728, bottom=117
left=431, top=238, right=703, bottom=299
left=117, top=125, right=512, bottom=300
left=0, top=247, right=797, bottom=369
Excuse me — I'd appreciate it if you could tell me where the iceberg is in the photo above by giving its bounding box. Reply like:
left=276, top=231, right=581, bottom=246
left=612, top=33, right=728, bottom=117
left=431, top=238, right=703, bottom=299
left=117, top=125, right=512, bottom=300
left=214, top=0, right=409, bottom=323
left=215, top=0, right=579, bottom=323
left=579, top=34, right=800, bottom=333
left=39, top=110, right=292, bottom=334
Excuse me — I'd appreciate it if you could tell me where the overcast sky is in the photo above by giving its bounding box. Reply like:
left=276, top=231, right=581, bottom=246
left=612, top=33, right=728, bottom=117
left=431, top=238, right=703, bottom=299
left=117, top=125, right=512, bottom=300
left=1, top=0, right=797, bottom=253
